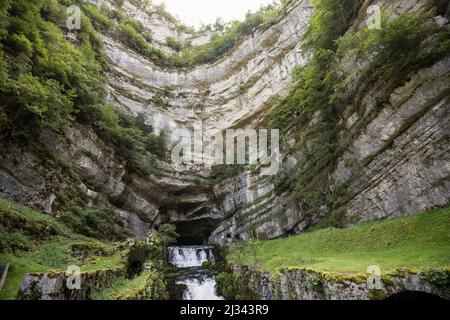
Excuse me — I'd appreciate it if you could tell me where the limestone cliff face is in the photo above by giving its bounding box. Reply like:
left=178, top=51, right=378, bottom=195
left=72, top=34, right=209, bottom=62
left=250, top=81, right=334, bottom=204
left=208, top=0, right=450, bottom=244
left=0, top=0, right=449, bottom=243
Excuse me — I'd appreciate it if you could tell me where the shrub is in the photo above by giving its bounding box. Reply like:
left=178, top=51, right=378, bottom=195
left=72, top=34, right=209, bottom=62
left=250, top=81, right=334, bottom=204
left=306, top=272, right=324, bottom=288
left=166, top=36, right=183, bottom=52
left=60, top=205, right=126, bottom=241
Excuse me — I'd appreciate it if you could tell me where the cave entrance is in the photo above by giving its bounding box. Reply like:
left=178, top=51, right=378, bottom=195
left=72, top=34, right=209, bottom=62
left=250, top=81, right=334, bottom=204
left=174, top=218, right=218, bottom=245
left=128, top=260, right=143, bottom=278
left=387, top=291, right=444, bottom=300
left=126, top=246, right=149, bottom=278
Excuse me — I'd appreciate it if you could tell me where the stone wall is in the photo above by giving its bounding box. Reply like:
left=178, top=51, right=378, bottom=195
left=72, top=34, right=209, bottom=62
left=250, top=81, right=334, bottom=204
left=223, top=267, right=450, bottom=300
left=18, top=269, right=124, bottom=300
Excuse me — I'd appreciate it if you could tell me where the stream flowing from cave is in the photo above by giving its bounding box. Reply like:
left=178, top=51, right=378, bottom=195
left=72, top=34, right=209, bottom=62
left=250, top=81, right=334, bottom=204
left=168, top=246, right=224, bottom=300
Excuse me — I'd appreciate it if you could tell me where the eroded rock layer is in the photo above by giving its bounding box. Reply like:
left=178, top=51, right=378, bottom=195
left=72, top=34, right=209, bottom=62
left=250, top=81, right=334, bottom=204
left=0, top=0, right=449, bottom=245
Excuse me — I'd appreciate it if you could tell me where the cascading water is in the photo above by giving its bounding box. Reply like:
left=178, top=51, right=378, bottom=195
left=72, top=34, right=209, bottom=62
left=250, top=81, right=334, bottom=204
left=168, top=246, right=224, bottom=300
left=168, top=245, right=216, bottom=268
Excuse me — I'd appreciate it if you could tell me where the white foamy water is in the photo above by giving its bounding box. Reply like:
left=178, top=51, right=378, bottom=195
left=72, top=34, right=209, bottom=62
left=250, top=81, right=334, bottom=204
left=168, top=245, right=216, bottom=268
left=177, top=276, right=224, bottom=300
left=169, top=245, right=224, bottom=300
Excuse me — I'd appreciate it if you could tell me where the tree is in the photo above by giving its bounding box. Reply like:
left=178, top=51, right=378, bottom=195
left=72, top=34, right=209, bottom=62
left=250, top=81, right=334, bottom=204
left=245, top=238, right=261, bottom=269
left=157, top=224, right=179, bottom=261
left=213, top=18, right=225, bottom=32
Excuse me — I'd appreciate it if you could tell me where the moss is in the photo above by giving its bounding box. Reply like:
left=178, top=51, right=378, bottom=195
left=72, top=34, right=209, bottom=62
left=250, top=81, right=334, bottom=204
left=92, top=271, right=169, bottom=300
left=305, top=272, right=324, bottom=288
left=381, top=274, right=396, bottom=286
left=421, top=268, right=450, bottom=288
left=0, top=198, right=130, bottom=300
left=369, top=289, right=387, bottom=300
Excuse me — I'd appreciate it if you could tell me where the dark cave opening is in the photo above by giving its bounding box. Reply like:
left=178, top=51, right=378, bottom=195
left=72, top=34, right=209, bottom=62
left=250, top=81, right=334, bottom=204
left=128, top=260, right=143, bottom=278
left=174, top=218, right=218, bottom=245
left=126, top=246, right=149, bottom=278
left=387, top=291, right=444, bottom=300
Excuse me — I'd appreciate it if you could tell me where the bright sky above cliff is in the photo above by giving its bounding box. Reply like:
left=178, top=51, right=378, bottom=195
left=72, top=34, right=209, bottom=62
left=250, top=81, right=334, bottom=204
left=154, top=0, right=276, bottom=28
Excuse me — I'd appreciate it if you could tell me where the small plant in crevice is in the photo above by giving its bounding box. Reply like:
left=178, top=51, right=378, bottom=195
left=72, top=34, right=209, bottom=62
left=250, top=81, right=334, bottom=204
left=421, top=269, right=450, bottom=288
left=305, top=272, right=324, bottom=288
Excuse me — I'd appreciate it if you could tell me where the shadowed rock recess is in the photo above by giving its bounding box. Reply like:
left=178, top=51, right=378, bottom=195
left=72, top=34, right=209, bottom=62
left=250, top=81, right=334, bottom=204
left=0, top=0, right=449, bottom=300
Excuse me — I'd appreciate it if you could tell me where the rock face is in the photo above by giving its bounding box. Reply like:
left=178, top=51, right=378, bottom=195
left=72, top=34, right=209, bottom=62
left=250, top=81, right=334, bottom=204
left=334, top=59, right=450, bottom=225
left=1, top=0, right=449, bottom=245
left=18, top=269, right=123, bottom=300
left=208, top=0, right=450, bottom=244
left=224, top=267, right=450, bottom=300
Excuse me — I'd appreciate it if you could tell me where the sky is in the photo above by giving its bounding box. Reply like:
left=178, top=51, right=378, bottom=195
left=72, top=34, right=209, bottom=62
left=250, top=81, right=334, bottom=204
left=153, top=0, right=276, bottom=28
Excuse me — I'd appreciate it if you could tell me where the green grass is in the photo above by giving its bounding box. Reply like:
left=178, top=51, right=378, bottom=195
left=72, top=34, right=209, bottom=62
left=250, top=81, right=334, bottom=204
left=0, top=238, right=124, bottom=300
left=91, top=271, right=168, bottom=300
left=228, top=207, right=450, bottom=274
left=0, top=199, right=125, bottom=300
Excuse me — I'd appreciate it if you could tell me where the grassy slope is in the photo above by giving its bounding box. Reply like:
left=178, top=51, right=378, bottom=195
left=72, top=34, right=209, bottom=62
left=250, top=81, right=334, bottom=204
left=0, top=199, right=124, bottom=300
left=228, top=207, right=450, bottom=274
left=91, top=271, right=168, bottom=300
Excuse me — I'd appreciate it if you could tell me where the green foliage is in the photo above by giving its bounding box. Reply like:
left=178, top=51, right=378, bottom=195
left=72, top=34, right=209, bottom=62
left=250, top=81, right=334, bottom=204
left=227, top=206, right=450, bottom=274
left=312, top=206, right=348, bottom=230
left=227, top=241, right=247, bottom=266
left=0, top=0, right=165, bottom=181
left=305, top=272, right=324, bottom=288
left=303, top=0, right=363, bottom=51
left=23, top=242, right=72, bottom=269
left=0, top=198, right=65, bottom=253
left=144, top=224, right=180, bottom=262
left=165, top=36, right=186, bottom=52
left=422, top=269, right=450, bottom=288
left=0, top=224, right=31, bottom=253
left=117, top=22, right=164, bottom=60
left=92, top=272, right=169, bottom=300
left=268, top=0, right=360, bottom=223
left=335, top=12, right=450, bottom=111
left=245, top=238, right=262, bottom=269
left=0, top=0, right=105, bottom=140
left=215, top=272, right=236, bottom=298
left=84, top=1, right=286, bottom=68
left=153, top=2, right=194, bottom=33
left=60, top=205, right=126, bottom=242
left=83, top=4, right=115, bottom=32
left=269, top=1, right=450, bottom=227
left=173, top=4, right=285, bottom=67
left=92, top=105, right=166, bottom=174
left=216, top=268, right=258, bottom=300
left=157, top=224, right=179, bottom=247
left=0, top=198, right=126, bottom=300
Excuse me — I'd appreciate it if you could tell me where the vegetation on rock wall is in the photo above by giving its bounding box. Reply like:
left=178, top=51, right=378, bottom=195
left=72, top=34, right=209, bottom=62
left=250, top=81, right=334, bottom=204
left=0, top=198, right=174, bottom=300
left=269, top=0, right=450, bottom=228
left=0, top=0, right=165, bottom=162
left=0, top=199, right=127, bottom=299
left=91, top=271, right=169, bottom=300
left=0, top=0, right=165, bottom=224
left=0, top=0, right=449, bottom=301
left=82, top=0, right=291, bottom=68
left=269, top=0, right=364, bottom=225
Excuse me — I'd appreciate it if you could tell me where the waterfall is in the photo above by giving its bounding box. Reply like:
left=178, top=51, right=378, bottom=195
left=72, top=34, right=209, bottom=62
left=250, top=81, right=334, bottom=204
left=178, top=274, right=224, bottom=300
left=168, top=245, right=224, bottom=300
left=168, top=245, right=216, bottom=268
